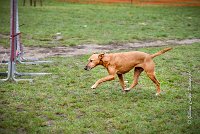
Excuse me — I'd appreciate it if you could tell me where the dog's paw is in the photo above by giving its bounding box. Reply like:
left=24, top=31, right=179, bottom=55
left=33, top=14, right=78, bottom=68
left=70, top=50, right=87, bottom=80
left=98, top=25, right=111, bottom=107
left=155, top=92, right=161, bottom=96
left=91, top=85, right=97, bottom=89
left=124, top=88, right=131, bottom=92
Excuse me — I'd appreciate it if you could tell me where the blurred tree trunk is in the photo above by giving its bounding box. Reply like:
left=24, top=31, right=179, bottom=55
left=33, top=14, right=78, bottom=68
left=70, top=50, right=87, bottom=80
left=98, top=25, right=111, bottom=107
left=34, top=0, right=36, bottom=6
left=23, top=0, right=43, bottom=7
left=30, top=0, right=32, bottom=6
left=23, top=0, right=25, bottom=6
left=40, top=0, right=43, bottom=6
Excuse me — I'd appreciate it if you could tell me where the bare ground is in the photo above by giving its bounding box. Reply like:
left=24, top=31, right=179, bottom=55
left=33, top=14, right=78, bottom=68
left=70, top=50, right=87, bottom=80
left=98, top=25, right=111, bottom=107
left=0, top=38, right=200, bottom=61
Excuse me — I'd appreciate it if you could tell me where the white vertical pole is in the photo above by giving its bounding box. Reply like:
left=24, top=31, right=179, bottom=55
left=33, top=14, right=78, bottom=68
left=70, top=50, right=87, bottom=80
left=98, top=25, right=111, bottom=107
left=16, top=0, right=21, bottom=57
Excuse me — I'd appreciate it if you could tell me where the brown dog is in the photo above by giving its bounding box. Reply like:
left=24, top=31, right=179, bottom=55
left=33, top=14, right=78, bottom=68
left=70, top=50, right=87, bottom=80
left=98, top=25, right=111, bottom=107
left=84, top=48, right=172, bottom=95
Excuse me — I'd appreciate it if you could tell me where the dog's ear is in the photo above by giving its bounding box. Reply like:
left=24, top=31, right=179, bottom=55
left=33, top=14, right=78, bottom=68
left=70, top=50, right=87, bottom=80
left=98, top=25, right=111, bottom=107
left=98, top=53, right=105, bottom=59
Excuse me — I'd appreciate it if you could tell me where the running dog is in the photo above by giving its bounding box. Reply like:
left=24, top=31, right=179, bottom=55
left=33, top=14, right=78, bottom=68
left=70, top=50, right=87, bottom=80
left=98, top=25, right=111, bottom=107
left=84, top=48, right=172, bottom=95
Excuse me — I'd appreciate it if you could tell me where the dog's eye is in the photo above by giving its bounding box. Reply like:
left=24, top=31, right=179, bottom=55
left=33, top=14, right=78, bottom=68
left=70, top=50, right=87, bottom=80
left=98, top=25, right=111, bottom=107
left=90, top=60, right=93, bottom=62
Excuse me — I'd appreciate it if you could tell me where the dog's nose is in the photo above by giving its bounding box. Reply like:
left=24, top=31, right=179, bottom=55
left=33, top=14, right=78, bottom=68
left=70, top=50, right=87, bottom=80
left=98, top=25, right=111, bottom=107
left=84, top=66, right=88, bottom=70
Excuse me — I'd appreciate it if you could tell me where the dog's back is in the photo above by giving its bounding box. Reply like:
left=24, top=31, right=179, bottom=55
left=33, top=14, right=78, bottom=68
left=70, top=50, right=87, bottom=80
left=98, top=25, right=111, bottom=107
left=106, top=51, right=150, bottom=74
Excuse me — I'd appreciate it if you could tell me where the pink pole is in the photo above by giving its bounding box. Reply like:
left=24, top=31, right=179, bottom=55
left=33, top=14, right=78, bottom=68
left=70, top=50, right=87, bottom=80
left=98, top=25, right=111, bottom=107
left=10, top=0, right=16, bottom=62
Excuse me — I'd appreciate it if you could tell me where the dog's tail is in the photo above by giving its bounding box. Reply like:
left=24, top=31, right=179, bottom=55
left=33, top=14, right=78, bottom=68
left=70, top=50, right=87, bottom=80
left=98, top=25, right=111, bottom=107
left=151, top=47, right=172, bottom=58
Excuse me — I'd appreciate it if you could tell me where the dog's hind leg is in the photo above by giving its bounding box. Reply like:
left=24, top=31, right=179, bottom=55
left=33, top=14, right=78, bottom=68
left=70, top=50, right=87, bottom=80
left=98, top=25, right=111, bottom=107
left=144, top=61, right=161, bottom=96
left=124, top=67, right=143, bottom=91
left=117, top=74, right=126, bottom=91
left=146, top=72, right=160, bottom=96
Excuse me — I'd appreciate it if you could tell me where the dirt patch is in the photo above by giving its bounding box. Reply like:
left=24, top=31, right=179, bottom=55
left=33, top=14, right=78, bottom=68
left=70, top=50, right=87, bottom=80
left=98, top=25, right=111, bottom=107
left=0, top=38, right=200, bottom=61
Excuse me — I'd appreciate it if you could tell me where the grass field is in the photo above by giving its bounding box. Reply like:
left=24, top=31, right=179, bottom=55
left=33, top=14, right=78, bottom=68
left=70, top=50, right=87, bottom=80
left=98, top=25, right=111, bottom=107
left=0, top=0, right=200, bottom=133
left=0, top=44, right=200, bottom=133
left=0, top=0, right=200, bottom=47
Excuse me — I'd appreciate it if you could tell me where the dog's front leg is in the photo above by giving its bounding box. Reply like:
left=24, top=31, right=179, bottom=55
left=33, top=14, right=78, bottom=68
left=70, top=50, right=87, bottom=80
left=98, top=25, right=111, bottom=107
left=117, top=74, right=126, bottom=90
left=91, top=75, right=115, bottom=89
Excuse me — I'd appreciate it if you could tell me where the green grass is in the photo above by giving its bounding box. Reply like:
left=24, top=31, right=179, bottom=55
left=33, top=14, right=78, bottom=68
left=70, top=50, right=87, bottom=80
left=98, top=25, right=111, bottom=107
left=0, top=0, right=200, bottom=47
left=0, top=44, right=200, bottom=133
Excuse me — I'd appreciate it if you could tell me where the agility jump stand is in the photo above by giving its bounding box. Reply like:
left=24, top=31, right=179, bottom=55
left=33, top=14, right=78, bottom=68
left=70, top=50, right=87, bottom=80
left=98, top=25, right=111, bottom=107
left=0, top=0, right=51, bottom=83
left=15, top=0, right=52, bottom=65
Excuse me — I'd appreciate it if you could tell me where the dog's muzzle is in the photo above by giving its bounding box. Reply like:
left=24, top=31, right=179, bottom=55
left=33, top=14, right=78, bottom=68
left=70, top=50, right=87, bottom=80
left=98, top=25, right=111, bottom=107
left=84, top=66, right=91, bottom=71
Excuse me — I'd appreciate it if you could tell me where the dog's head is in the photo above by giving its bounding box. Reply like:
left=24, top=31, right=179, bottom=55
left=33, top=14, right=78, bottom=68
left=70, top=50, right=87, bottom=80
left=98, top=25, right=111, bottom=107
left=84, top=53, right=104, bottom=71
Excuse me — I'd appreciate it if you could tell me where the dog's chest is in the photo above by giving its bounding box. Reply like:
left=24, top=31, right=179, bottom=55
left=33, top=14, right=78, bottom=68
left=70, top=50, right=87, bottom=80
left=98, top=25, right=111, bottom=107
left=116, top=65, right=135, bottom=74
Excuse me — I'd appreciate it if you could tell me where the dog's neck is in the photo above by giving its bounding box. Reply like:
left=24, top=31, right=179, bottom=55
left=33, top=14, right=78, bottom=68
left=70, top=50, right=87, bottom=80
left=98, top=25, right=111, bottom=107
left=100, top=54, right=110, bottom=68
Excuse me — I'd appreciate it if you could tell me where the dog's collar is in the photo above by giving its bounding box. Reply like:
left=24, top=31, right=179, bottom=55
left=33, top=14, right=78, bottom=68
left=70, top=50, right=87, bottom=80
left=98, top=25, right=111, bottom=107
left=100, top=58, right=109, bottom=68
left=99, top=59, right=104, bottom=65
